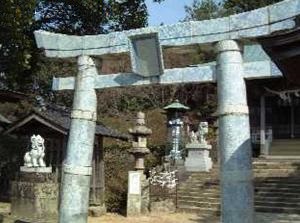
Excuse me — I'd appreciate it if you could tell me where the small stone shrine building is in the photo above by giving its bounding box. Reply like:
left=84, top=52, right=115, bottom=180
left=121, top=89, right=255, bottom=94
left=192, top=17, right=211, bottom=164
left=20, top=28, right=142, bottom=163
left=2, top=104, right=128, bottom=207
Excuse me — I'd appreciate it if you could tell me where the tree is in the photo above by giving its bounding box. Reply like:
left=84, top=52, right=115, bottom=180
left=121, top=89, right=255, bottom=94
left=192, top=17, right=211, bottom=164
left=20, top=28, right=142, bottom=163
left=184, top=0, right=225, bottom=21
left=0, top=0, right=153, bottom=93
left=185, top=0, right=282, bottom=21
left=223, top=0, right=282, bottom=13
left=107, top=0, right=148, bottom=31
left=36, top=0, right=148, bottom=35
left=0, top=0, right=36, bottom=90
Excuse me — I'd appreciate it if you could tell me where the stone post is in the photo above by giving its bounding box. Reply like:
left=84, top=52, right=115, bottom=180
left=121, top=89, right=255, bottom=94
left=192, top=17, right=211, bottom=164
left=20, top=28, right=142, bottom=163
left=127, top=112, right=151, bottom=216
left=128, top=112, right=152, bottom=171
left=260, top=95, right=267, bottom=156
left=59, top=55, right=97, bottom=223
left=216, top=40, right=254, bottom=223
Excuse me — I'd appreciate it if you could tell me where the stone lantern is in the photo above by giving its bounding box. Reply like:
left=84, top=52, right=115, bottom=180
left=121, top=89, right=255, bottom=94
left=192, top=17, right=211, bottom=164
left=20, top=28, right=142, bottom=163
left=128, top=112, right=152, bottom=170
left=163, top=100, right=190, bottom=162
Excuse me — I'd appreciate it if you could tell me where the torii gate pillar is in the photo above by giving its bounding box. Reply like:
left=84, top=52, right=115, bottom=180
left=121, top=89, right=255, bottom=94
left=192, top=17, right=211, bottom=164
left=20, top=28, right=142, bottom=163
left=216, top=40, right=254, bottom=223
left=59, top=55, right=97, bottom=223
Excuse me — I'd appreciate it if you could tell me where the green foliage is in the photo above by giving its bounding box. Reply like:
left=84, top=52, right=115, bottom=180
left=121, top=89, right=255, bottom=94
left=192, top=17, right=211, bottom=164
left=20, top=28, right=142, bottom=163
left=184, top=0, right=282, bottom=21
left=104, top=145, right=133, bottom=213
left=0, top=0, right=37, bottom=90
left=36, top=0, right=148, bottom=35
left=0, top=135, right=26, bottom=164
left=0, top=0, right=151, bottom=93
left=223, top=0, right=282, bottom=13
left=184, top=0, right=226, bottom=21
left=145, top=144, right=166, bottom=171
left=0, top=135, right=27, bottom=194
left=36, top=0, right=107, bottom=35
left=104, top=144, right=166, bottom=213
left=107, top=0, right=148, bottom=31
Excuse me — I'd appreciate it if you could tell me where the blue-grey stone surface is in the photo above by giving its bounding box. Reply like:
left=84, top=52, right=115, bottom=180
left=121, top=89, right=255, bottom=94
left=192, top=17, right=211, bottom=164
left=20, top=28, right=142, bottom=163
left=34, top=0, right=300, bottom=58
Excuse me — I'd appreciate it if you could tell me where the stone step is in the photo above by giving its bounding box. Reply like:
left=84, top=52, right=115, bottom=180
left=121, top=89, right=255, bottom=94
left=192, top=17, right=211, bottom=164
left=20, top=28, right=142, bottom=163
left=254, top=173, right=300, bottom=178
left=178, top=195, right=300, bottom=202
left=271, top=143, right=300, bottom=147
left=177, top=191, right=220, bottom=198
left=177, top=200, right=220, bottom=209
left=270, top=139, right=300, bottom=145
left=255, top=196, right=300, bottom=202
left=177, top=188, right=220, bottom=194
left=177, top=195, right=220, bottom=202
left=255, top=205, right=300, bottom=214
left=175, top=159, right=300, bottom=215
left=180, top=184, right=300, bottom=191
left=255, top=182, right=300, bottom=188
left=179, top=180, right=219, bottom=186
left=255, top=201, right=300, bottom=208
left=254, top=165, right=300, bottom=170
left=255, top=191, right=300, bottom=198
left=255, top=177, right=300, bottom=183
left=254, top=167, right=300, bottom=171
left=178, top=184, right=219, bottom=191
left=186, top=176, right=219, bottom=181
left=254, top=161, right=300, bottom=165
left=177, top=205, right=220, bottom=215
left=181, top=180, right=219, bottom=185
left=255, top=186, right=300, bottom=193
left=254, top=168, right=300, bottom=173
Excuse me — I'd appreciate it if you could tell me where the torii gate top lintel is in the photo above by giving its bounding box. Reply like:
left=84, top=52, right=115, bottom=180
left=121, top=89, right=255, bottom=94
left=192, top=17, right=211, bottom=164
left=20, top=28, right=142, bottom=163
left=35, top=0, right=300, bottom=59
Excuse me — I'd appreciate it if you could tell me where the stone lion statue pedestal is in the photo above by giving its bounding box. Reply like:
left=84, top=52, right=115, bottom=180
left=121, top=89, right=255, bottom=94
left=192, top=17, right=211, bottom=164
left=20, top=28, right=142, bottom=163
left=185, top=143, right=213, bottom=172
left=184, top=122, right=213, bottom=172
left=10, top=135, right=58, bottom=223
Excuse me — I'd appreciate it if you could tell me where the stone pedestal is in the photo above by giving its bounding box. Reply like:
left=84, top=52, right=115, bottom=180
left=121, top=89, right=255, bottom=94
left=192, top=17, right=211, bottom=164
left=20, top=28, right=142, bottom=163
left=10, top=170, right=58, bottom=222
left=20, top=166, right=52, bottom=173
left=127, top=171, right=149, bottom=216
left=185, top=143, right=212, bottom=172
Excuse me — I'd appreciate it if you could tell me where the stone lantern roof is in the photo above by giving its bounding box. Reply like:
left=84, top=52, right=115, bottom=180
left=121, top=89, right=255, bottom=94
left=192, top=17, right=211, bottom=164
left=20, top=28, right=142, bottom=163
left=128, top=112, right=152, bottom=136
left=163, top=100, right=190, bottom=112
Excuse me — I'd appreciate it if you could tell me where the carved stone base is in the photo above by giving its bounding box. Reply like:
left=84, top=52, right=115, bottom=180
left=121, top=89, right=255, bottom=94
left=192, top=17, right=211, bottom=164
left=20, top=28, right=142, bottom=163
left=20, top=166, right=52, bottom=173
left=185, top=143, right=213, bottom=172
left=10, top=172, right=58, bottom=222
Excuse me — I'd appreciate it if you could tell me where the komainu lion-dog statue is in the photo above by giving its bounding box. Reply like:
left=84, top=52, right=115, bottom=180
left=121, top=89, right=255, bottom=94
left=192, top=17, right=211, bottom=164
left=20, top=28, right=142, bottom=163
left=24, top=134, right=46, bottom=167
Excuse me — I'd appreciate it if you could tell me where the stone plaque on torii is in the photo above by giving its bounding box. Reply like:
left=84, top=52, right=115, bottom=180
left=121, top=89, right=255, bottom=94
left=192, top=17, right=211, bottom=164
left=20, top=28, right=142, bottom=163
left=34, top=1, right=300, bottom=222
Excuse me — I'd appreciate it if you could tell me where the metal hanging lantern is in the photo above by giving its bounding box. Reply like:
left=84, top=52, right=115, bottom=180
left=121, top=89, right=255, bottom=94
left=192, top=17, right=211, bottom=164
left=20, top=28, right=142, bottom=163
left=163, top=100, right=190, bottom=162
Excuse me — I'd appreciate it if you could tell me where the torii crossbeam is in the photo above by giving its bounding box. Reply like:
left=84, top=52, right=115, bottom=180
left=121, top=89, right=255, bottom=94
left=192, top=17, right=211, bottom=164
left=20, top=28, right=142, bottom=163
left=34, top=1, right=300, bottom=222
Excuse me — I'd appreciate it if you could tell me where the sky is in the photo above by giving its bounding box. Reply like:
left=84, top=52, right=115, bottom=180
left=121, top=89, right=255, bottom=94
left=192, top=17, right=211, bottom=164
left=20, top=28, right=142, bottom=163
left=145, top=0, right=195, bottom=26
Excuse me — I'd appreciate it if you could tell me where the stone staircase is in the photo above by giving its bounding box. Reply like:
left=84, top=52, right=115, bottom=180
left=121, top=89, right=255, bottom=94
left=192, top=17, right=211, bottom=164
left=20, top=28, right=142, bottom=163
left=269, top=139, right=300, bottom=156
left=177, top=169, right=220, bottom=216
left=177, top=159, right=300, bottom=219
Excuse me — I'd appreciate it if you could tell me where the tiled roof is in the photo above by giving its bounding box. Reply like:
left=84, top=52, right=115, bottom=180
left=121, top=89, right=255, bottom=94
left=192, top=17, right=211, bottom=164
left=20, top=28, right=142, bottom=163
left=4, top=103, right=129, bottom=140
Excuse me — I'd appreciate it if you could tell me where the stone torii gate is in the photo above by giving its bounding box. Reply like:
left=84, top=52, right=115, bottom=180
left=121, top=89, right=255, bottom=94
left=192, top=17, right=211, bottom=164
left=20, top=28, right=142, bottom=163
left=34, top=1, right=300, bottom=222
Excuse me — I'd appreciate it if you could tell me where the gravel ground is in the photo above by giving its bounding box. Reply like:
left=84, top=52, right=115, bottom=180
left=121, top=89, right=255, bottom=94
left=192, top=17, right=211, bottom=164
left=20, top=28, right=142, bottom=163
left=2, top=202, right=300, bottom=223
left=88, top=213, right=300, bottom=223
